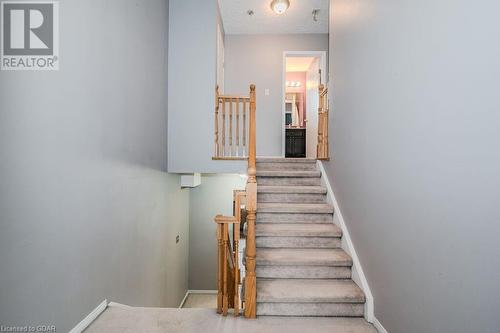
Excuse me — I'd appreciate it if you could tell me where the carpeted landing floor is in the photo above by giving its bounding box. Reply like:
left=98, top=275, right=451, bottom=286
left=85, top=302, right=379, bottom=333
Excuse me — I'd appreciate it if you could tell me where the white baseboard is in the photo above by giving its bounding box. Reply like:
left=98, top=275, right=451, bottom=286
left=178, top=290, right=190, bottom=308
left=178, top=290, right=217, bottom=308
left=107, top=301, right=132, bottom=308
left=317, top=161, right=375, bottom=323
left=187, top=289, right=218, bottom=294
left=373, top=317, right=389, bottom=333
left=69, top=299, right=108, bottom=333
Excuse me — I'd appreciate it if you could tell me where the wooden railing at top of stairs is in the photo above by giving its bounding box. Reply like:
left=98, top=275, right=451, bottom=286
left=214, top=84, right=257, bottom=318
left=213, top=86, right=253, bottom=160
left=317, top=83, right=330, bottom=160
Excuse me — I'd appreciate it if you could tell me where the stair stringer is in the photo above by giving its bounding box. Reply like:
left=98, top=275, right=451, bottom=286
left=317, top=161, right=374, bottom=323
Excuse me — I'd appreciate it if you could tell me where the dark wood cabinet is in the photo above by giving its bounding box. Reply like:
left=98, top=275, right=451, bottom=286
left=285, top=128, right=306, bottom=158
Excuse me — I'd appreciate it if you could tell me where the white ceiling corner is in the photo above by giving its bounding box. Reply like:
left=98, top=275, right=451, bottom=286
left=219, top=0, right=329, bottom=35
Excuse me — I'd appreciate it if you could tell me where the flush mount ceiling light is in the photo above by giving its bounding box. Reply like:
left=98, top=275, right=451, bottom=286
left=270, top=0, right=290, bottom=15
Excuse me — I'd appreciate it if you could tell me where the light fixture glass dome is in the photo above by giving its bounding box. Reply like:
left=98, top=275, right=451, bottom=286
left=270, top=0, right=290, bottom=14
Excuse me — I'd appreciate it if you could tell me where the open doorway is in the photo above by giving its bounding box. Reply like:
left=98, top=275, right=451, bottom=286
left=282, top=51, right=327, bottom=158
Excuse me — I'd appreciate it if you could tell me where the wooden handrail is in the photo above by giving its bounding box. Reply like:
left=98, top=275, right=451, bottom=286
left=215, top=216, right=238, bottom=224
left=214, top=84, right=257, bottom=319
left=317, top=84, right=330, bottom=160
left=218, top=95, right=251, bottom=100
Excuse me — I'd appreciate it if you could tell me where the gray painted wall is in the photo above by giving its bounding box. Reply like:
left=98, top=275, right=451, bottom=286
left=327, top=0, right=500, bottom=332
left=225, top=34, right=329, bottom=156
left=168, top=0, right=246, bottom=174
left=188, top=174, right=245, bottom=290
left=0, top=1, right=190, bottom=332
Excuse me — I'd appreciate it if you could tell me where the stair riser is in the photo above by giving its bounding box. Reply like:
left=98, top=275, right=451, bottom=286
left=256, top=303, right=364, bottom=317
left=256, top=266, right=352, bottom=279
left=256, top=162, right=317, bottom=171
left=256, top=236, right=341, bottom=249
left=259, top=207, right=333, bottom=214
left=257, top=213, right=333, bottom=223
left=258, top=193, right=326, bottom=203
left=258, top=177, right=322, bottom=186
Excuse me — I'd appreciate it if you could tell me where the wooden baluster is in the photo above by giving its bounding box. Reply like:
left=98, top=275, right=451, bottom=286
left=321, top=112, right=325, bottom=158
left=317, top=84, right=325, bottom=159
left=317, top=85, right=322, bottom=159
left=244, top=84, right=257, bottom=319
left=222, top=99, right=226, bottom=157
left=323, top=114, right=330, bottom=160
left=233, top=192, right=241, bottom=316
left=222, top=223, right=229, bottom=315
left=236, top=99, right=240, bottom=157
left=229, top=98, right=233, bottom=156
left=216, top=223, right=223, bottom=314
left=227, top=251, right=235, bottom=309
left=316, top=85, right=329, bottom=160
left=242, top=99, right=247, bottom=157
left=215, top=86, right=220, bottom=158
left=324, top=119, right=327, bottom=156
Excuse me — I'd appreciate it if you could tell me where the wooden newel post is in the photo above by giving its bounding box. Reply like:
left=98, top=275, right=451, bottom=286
left=215, top=86, right=220, bottom=158
left=316, top=83, right=329, bottom=160
left=324, top=85, right=329, bottom=160
left=244, top=84, right=257, bottom=318
left=222, top=223, right=229, bottom=315
left=216, top=222, right=223, bottom=314
left=317, top=84, right=324, bottom=159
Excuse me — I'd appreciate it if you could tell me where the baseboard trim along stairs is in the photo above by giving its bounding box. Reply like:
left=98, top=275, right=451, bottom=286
left=317, top=161, right=375, bottom=322
left=373, top=318, right=389, bottom=333
left=254, top=157, right=375, bottom=321
left=69, top=299, right=108, bottom=333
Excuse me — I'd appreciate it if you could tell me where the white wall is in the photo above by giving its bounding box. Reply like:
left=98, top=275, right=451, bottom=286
left=326, top=0, right=500, bottom=332
left=225, top=34, right=329, bottom=156
left=168, top=0, right=246, bottom=174
left=0, top=1, right=190, bottom=332
left=306, top=58, right=321, bottom=158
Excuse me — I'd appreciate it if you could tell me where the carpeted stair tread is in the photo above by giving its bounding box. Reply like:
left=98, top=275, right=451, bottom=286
left=257, top=279, right=365, bottom=303
left=258, top=203, right=334, bottom=213
left=257, top=158, right=317, bottom=163
left=257, top=185, right=327, bottom=194
left=257, top=248, right=352, bottom=266
left=257, top=170, right=321, bottom=177
left=256, top=223, right=341, bottom=237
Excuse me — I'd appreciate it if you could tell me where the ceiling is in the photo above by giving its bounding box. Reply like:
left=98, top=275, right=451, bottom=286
left=219, top=0, right=329, bottom=35
left=286, top=57, right=315, bottom=72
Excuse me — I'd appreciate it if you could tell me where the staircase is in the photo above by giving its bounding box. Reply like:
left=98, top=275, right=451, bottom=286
left=255, top=157, right=366, bottom=317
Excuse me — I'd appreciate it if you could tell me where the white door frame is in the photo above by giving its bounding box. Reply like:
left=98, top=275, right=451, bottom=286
left=281, top=51, right=327, bottom=157
left=216, top=22, right=225, bottom=93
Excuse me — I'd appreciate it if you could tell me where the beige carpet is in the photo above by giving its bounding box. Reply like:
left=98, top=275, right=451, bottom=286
left=85, top=303, right=379, bottom=333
